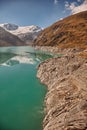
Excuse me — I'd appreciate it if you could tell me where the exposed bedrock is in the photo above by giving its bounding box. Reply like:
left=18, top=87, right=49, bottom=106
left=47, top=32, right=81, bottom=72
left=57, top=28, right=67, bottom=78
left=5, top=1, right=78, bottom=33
left=37, top=55, right=87, bottom=130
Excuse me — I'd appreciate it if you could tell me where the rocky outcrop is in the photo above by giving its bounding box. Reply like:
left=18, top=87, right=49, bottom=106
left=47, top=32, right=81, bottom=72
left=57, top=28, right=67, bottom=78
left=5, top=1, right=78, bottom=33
left=37, top=54, right=87, bottom=130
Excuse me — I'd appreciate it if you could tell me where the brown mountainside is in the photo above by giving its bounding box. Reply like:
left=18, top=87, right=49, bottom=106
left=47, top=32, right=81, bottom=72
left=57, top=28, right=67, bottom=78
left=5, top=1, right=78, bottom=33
left=34, top=11, right=87, bottom=49
left=0, top=27, right=24, bottom=46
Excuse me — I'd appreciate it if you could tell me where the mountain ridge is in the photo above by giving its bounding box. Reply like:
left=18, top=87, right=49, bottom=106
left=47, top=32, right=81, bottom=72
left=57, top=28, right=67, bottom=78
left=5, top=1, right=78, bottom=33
left=34, top=11, right=87, bottom=49
left=0, top=27, right=24, bottom=46
left=0, top=23, right=42, bottom=44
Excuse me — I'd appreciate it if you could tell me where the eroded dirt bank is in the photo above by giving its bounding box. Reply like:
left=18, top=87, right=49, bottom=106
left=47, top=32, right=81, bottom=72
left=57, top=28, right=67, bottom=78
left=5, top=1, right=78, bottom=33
left=37, top=53, right=87, bottom=130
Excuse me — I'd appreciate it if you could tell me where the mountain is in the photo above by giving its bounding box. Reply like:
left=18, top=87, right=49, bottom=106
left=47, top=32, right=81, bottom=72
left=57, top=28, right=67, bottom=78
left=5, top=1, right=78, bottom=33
left=1, top=23, right=18, bottom=30
left=0, top=23, right=42, bottom=44
left=34, top=11, right=87, bottom=49
left=0, top=27, right=24, bottom=46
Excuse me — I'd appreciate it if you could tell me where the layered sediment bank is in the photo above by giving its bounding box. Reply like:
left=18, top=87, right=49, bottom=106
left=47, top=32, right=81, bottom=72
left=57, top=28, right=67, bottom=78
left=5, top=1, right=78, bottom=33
left=37, top=51, right=87, bottom=130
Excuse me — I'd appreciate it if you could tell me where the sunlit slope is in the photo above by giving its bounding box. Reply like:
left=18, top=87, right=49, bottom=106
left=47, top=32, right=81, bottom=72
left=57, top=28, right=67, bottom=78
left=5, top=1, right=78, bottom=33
left=34, top=11, right=87, bottom=49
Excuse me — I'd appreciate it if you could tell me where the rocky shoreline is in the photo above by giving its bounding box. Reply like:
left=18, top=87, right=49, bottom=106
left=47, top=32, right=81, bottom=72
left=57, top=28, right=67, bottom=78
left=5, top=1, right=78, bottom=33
left=37, top=47, right=87, bottom=130
left=35, top=46, right=85, bottom=55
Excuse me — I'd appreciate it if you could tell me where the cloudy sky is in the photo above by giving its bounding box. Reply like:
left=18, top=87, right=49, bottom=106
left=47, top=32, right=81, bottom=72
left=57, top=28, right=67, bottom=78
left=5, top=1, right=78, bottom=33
left=0, top=0, right=87, bottom=27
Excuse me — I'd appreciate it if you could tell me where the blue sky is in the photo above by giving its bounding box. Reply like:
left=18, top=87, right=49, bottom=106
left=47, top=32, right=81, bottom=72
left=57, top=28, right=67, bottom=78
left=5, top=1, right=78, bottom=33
left=0, top=0, right=87, bottom=27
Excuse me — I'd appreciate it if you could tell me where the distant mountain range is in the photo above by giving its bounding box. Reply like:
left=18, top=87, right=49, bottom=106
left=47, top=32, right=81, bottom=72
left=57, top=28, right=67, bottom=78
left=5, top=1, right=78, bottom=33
left=0, top=11, right=87, bottom=48
left=34, top=11, right=87, bottom=49
left=0, top=27, right=24, bottom=46
left=0, top=23, right=42, bottom=46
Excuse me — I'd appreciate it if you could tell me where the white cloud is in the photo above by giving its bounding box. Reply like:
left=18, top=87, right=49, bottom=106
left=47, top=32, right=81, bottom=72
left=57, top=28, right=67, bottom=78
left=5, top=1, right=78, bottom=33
left=65, top=0, right=87, bottom=14
left=60, top=18, right=63, bottom=20
left=54, top=0, right=58, bottom=5
left=65, top=1, right=70, bottom=8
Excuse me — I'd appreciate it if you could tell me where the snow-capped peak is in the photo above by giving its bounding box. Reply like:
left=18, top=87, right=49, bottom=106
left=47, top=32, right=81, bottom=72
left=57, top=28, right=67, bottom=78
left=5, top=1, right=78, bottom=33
left=0, top=23, right=42, bottom=34
left=12, top=25, right=42, bottom=35
left=0, top=23, right=42, bottom=44
left=0, top=23, right=19, bottom=31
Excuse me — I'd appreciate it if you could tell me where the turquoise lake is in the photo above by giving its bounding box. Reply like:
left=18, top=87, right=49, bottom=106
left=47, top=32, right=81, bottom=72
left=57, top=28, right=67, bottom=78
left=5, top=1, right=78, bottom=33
left=0, top=46, right=53, bottom=130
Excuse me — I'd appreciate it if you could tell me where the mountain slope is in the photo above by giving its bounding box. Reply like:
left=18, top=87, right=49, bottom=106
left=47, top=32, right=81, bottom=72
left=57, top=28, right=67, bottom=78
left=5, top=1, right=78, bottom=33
left=0, top=27, right=24, bottom=46
left=34, top=11, right=87, bottom=49
left=0, top=23, right=42, bottom=44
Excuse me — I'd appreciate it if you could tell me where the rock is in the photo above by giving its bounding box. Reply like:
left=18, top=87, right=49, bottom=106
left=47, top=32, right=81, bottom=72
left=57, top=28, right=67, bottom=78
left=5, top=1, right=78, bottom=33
left=37, top=54, right=87, bottom=130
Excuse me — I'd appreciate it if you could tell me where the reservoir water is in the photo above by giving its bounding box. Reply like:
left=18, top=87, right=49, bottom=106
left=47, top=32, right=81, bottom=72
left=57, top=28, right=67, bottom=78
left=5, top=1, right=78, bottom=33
left=0, top=46, right=53, bottom=130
